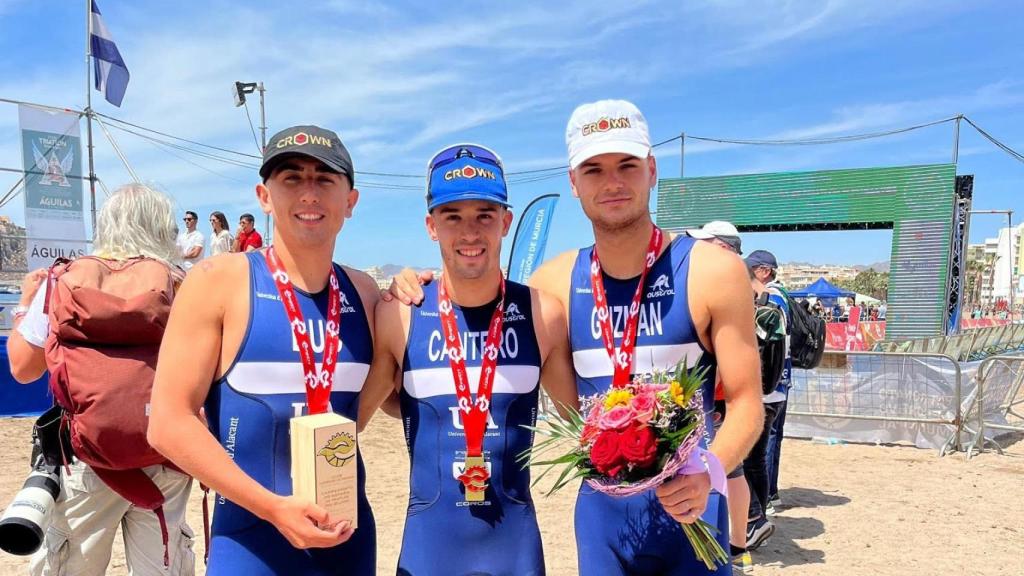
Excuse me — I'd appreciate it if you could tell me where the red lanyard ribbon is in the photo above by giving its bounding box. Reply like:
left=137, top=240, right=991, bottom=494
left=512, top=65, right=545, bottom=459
left=437, top=275, right=505, bottom=457
left=265, top=246, right=342, bottom=415
left=590, top=226, right=664, bottom=388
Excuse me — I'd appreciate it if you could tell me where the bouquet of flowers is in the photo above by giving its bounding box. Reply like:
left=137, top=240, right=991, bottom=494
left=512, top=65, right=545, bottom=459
left=520, top=362, right=727, bottom=570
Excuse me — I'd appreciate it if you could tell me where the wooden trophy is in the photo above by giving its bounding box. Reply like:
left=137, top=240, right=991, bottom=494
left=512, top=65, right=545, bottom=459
left=290, top=412, right=358, bottom=528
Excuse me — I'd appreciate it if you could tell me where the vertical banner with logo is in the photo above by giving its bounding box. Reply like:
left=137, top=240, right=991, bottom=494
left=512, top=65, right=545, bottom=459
left=19, top=105, right=89, bottom=270
left=506, top=193, right=559, bottom=284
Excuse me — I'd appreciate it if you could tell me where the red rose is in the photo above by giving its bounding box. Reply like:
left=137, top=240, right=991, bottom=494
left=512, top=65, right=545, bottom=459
left=581, top=422, right=600, bottom=445
left=619, top=425, right=658, bottom=469
left=589, top=430, right=626, bottom=477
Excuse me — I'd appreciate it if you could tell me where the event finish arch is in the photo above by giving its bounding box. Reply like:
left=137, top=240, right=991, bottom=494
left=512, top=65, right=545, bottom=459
left=656, top=164, right=958, bottom=340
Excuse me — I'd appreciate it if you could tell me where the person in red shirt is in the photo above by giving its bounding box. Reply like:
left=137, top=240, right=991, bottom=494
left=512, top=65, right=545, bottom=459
left=233, top=213, right=264, bottom=252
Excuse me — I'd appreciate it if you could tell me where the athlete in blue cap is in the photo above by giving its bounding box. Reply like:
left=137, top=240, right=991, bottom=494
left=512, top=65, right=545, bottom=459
left=360, top=143, right=577, bottom=576
left=389, top=102, right=765, bottom=575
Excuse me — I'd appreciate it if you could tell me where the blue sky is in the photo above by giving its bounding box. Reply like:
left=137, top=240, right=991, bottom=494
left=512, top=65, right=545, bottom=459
left=0, top=0, right=1021, bottom=270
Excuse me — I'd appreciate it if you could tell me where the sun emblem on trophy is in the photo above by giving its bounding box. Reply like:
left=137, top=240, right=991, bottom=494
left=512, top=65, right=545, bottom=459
left=318, top=432, right=356, bottom=467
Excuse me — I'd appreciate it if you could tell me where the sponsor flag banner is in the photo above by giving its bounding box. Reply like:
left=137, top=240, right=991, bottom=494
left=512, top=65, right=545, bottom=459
left=507, top=194, right=559, bottom=284
left=19, top=105, right=89, bottom=269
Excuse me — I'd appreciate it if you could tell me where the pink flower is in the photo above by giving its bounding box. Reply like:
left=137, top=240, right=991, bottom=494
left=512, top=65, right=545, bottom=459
left=630, top=393, right=657, bottom=424
left=584, top=402, right=602, bottom=426
left=598, top=404, right=635, bottom=431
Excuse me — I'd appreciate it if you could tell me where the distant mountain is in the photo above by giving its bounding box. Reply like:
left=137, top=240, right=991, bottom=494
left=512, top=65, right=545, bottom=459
left=852, top=261, right=891, bottom=273
left=378, top=264, right=437, bottom=277
left=781, top=260, right=890, bottom=272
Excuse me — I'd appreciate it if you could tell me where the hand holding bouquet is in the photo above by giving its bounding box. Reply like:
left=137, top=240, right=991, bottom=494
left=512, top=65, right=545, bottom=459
left=520, top=362, right=728, bottom=570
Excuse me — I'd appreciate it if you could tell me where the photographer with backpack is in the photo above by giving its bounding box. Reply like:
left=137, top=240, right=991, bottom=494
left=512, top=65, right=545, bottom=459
left=6, top=183, right=195, bottom=575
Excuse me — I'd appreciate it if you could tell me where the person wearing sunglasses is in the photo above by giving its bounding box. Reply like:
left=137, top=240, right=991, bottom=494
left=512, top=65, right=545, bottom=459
left=149, top=125, right=381, bottom=575
left=360, top=143, right=576, bottom=576
left=177, top=210, right=205, bottom=270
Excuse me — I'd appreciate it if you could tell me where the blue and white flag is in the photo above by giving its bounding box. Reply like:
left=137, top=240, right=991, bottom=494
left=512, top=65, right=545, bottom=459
left=90, top=0, right=129, bottom=107
left=507, top=194, right=559, bottom=284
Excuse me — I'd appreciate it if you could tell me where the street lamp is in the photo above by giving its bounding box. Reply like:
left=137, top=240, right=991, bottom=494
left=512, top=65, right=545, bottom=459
left=233, top=81, right=270, bottom=243
left=967, top=209, right=1015, bottom=322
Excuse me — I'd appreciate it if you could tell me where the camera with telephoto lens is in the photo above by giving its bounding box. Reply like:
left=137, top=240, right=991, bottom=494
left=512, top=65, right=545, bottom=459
left=0, top=410, right=63, bottom=556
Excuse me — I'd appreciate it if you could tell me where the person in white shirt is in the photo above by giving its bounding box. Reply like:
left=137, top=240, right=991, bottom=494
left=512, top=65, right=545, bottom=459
left=177, top=210, right=205, bottom=270
left=209, top=211, right=233, bottom=257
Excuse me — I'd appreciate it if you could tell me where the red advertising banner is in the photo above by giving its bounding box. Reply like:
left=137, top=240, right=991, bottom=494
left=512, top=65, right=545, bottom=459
left=960, top=318, right=1011, bottom=329
left=824, top=318, right=887, bottom=350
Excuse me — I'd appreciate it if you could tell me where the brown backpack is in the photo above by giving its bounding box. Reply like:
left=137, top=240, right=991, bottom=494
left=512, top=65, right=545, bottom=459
left=44, top=256, right=181, bottom=564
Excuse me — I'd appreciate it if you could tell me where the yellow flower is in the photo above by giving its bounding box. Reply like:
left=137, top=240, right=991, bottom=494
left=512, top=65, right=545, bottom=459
left=604, top=389, right=634, bottom=410
left=668, top=381, right=686, bottom=406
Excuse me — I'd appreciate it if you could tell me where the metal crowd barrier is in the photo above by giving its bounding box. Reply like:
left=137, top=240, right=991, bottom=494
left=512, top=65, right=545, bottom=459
left=875, top=325, right=1024, bottom=362
left=539, top=348, right=1024, bottom=459
left=787, top=350, right=964, bottom=454
left=959, top=353, right=1024, bottom=458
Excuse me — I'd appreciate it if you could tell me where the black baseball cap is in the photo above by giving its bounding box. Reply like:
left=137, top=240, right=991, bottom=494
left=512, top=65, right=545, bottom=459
left=259, top=125, right=354, bottom=186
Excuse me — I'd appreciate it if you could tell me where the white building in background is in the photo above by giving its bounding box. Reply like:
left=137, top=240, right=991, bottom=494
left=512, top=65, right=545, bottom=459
left=984, top=222, right=1024, bottom=305
left=776, top=263, right=860, bottom=291
left=363, top=266, right=390, bottom=290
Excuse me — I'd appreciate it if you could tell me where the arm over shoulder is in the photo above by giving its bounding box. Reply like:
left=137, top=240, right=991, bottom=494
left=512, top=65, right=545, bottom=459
left=358, top=297, right=407, bottom=431
left=531, top=287, right=578, bottom=416
left=528, top=249, right=577, bottom=305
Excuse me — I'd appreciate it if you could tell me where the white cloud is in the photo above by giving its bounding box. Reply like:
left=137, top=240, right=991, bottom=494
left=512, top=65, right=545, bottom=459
left=0, top=0, right=1017, bottom=267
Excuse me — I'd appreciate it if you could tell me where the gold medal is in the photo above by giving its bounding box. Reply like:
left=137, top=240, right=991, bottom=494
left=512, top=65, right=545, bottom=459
left=458, top=454, right=489, bottom=502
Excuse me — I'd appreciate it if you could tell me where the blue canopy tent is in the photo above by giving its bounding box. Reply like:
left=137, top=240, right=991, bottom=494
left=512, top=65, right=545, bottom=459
left=789, top=277, right=854, bottom=301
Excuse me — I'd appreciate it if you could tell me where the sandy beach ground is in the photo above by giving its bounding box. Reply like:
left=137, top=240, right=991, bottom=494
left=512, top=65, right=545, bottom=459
left=0, top=414, right=1020, bottom=576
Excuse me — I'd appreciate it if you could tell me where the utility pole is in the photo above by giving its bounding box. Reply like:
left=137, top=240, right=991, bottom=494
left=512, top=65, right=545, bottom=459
left=234, top=81, right=270, bottom=242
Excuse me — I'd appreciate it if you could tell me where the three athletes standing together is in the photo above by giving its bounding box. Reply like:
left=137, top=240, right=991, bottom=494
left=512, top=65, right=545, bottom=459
left=148, top=99, right=764, bottom=575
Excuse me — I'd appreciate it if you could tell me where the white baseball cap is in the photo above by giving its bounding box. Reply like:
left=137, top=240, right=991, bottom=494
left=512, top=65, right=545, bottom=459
left=565, top=99, right=651, bottom=169
left=688, top=220, right=742, bottom=253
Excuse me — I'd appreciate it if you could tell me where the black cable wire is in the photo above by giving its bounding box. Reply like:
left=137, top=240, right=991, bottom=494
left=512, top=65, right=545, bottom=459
left=652, top=134, right=683, bottom=147
left=95, top=112, right=262, bottom=159
left=506, top=165, right=567, bottom=176
left=242, top=101, right=262, bottom=154
left=133, top=130, right=252, bottom=186
left=685, top=116, right=957, bottom=146
left=104, top=122, right=260, bottom=169
left=68, top=110, right=1024, bottom=195
left=962, top=116, right=1024, bottom=164
left=357, top=170, right=422, bottom=179
left=508, top=172, right=566, bottom=185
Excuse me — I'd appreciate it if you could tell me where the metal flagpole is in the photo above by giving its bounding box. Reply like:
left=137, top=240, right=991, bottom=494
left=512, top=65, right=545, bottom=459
left=258, top=82, right=270, bottom=243
left=84, top=0, right=98, bottom=235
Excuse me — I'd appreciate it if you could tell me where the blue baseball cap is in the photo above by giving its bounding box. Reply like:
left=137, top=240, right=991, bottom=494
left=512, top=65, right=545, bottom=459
left=426, top=144, right=510, bottom=211
left=745, top=250, right=778, bottom=269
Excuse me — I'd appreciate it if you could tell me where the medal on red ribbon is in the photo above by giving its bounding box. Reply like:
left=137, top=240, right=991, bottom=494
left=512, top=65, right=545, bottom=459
left=590, top=226, right=664, bottom=388
left=265, top=246, right=343, bottom=414
left=438, top=275, right=505, bottom=502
